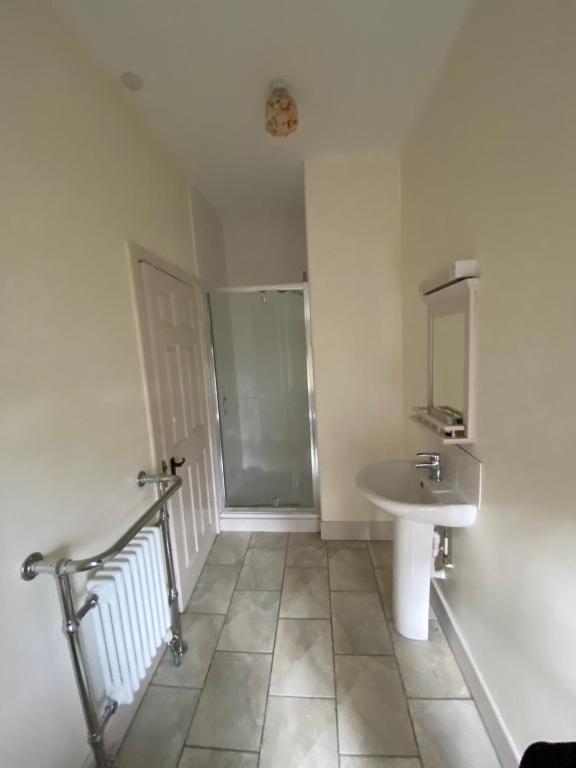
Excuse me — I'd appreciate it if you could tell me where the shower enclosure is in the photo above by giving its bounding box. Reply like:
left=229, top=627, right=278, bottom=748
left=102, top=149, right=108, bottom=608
left=209, top=285, right=318, bottom=515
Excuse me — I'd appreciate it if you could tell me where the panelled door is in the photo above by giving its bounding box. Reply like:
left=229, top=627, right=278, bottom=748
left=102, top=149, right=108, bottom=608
left=140, top=261, right=219, bottom=607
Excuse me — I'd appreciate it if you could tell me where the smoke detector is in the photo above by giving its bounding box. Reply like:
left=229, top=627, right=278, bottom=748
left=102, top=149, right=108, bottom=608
left=120, top=72, right=144, bottom=92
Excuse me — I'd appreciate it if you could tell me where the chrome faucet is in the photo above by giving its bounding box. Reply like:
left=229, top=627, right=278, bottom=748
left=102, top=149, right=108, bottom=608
left=415, top=452, right=442, bottom=483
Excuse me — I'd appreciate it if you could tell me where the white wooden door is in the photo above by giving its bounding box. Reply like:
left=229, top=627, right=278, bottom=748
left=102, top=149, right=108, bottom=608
left=140, top=261, right=219, bottom=607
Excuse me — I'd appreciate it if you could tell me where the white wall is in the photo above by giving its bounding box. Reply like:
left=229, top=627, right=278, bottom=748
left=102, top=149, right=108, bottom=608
left=190, top=187, right=228, bottom=289
left=305, top=156, right=405, bottom=530
left=402, top=0, right=576, bottom=758
left=0, top=2, right=201, bottom=766
left=223, top=207, right=307, bottom=286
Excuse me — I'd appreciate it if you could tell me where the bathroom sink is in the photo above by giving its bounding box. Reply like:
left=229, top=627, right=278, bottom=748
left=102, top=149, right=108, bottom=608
left=356, top=459, right=478, bottom=641
left=356, top=460, right=476, bottom=527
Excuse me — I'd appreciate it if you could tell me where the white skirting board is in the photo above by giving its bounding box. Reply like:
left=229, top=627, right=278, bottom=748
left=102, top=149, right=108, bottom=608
left=219, top=513, right=320, bottom=533
left=320, top=520, right=394, bottom=540
left=220, top=515, right=394, bottom=538
left=431, top=582, right=520, bottom=768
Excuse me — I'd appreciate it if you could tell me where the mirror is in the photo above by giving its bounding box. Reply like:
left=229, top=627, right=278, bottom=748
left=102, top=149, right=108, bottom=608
left=411, top=276, right=478, bottom=442
left=432, top=312, right=466, bottom=415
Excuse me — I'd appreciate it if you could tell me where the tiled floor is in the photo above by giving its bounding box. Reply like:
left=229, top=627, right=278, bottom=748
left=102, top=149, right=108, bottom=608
left=116, top=532, right=501, bottom=768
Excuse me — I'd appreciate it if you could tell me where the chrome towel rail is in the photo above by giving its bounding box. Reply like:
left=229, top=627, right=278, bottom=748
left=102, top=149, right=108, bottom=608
left=20, top=471, right=187, bottom=768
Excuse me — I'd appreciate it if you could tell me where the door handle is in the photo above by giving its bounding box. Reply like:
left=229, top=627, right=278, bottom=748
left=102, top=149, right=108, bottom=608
left=169, top=456, right=186, bottom=476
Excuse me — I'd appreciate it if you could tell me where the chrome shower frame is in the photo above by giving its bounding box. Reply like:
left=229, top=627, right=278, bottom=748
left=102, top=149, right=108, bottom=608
left=208, top=282, right=320, bottom=518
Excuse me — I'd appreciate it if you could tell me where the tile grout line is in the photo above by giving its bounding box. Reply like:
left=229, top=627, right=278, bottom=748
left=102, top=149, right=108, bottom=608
left=371, top=549, right=423, bottom=764
left=174, top=535, right=251, bottom=767
left=114, top=539, right=235, bottom=766
left=181, top=745, right=260, bottom=756
left=237, top=541, right=286, bottom=592
left=256, top=534, right=289, bottom=768
left=327, top=546, right=343, bottom=768
left=179, top=536, right=493, bottom=767
left=112, top=538, right=253, bottom=767
left=267, top=693, right=336, bottom=700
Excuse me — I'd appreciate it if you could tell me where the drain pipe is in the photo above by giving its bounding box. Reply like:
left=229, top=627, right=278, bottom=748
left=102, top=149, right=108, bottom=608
left=432, top=528, right=452, bottom=579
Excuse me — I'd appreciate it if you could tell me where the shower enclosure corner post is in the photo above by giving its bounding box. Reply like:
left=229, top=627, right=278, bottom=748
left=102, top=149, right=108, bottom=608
left=302, top=283, right=321, bottom=518
left=156, top=479, right=188, bottom=666
left=205, top=292, right=227, bottom=522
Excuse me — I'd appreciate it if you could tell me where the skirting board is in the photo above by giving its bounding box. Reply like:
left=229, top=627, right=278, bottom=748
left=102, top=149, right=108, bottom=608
left=431, top=582, right=520, bottom=768
left=220, top=514, right=320, bottom=533
left=320, top=520, right=394, bottom=541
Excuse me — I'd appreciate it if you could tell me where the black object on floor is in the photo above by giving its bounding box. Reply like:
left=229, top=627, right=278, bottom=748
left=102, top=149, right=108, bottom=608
left=520, top=742, right=576, bottom=767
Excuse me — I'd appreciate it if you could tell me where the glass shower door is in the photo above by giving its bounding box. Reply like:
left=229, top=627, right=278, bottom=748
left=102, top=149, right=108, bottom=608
left=209, top=289, right=314, bottom=510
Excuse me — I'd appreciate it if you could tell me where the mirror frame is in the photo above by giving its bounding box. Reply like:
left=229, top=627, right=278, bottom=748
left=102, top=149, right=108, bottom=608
left=423, top=278, right=479, bottom=440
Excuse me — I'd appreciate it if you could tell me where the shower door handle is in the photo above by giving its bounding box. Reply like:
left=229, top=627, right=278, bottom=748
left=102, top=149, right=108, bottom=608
left=222, top=396, right=228, bottom=416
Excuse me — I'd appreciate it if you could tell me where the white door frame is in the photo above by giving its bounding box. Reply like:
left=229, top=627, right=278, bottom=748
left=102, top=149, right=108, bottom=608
left=128, top=240, right=224, bottom=538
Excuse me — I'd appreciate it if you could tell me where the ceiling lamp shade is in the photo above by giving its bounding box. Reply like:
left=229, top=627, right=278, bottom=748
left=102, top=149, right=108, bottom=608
left=265, top=80, right=298, bottom=138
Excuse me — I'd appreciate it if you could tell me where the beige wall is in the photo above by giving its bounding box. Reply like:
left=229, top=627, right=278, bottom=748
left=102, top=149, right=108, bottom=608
left=402, top=0, right=576, bottom=758
left=0, top=2, right=200, bottom=766
left=305, top=156, right=405, bottom=527
left=223, top=207, right=307, bottom=286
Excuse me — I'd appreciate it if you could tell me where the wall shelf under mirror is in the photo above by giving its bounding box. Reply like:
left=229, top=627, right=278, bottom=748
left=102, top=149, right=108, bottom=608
left=413, top=262, right=479, bottom=444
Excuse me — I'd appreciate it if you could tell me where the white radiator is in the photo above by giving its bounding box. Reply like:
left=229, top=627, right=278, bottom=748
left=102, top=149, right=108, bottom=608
left=86, top=526, right=171, bottom=705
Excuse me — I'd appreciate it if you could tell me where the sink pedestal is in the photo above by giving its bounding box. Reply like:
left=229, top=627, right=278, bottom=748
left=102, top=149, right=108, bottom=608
left=356, top=458, right=481, bottom=640
left=393, top=519, right=434, bottom=640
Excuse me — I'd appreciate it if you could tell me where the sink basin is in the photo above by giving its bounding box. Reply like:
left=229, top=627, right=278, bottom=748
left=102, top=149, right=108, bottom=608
left=356, top=459, right=478, bottom=640
left=356, top=460, right=476, bottom=527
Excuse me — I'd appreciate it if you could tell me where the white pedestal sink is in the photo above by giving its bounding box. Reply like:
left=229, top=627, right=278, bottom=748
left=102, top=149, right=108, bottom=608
left=356, top=460, right=477, bottom=640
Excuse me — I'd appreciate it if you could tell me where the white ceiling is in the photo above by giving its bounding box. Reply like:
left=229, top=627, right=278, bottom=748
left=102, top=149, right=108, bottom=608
left=52, top=0, right=472, bottom=215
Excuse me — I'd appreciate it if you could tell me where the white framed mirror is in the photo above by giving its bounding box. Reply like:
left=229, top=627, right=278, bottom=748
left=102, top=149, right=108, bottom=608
left=412, top=270, right=478, bottom=443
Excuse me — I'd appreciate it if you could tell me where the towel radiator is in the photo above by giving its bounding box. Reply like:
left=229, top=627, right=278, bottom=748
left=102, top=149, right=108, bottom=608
left=20, top=471, right=187, bottom=768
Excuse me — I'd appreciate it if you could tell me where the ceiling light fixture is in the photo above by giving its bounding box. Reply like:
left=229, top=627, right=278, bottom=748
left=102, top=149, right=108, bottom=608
left=265, top=80, right=298, bottom=138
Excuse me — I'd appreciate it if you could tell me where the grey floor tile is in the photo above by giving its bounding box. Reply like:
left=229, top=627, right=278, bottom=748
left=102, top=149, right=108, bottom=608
left=217, top=590, right=280, bottom=653
left=186, top=566, right=240, bottom=614
left=154, top=614, right=224, bottom=688
left=368, top=541, right=394, bottom=568
left=178, top=748, right=258, bottom=768
left=208, top=534, right=251, bottom=566
left=332, top=592, right=393, bottom=655
left=270, top=619, right=334, bottom=697
left=392, top=621, right=469, bottom=698
left=187, top=652, right=271, bottom=751
left=286, top=538, right=328, bottom=567
left=260, top=696, right=339, bottom=768
left=236, top=548, right=285, bottom=590
left=289, top=532, right=322, bottom=544
left=117, top=686, right=200, bottom=768
left=409, top=700, right=500, bottom=768
left=375, top=567, right=393, bottom=619
left=335, top=655, right=417, bottom=756
left=329, top=549, right=377, bottom=591
left=249, top=532, right=288, bottom=549
left=280, top=567, right=330, bottom=618
left=326, top=540, right=368, bottom=550
left=341, top=759, right=421, bottom=768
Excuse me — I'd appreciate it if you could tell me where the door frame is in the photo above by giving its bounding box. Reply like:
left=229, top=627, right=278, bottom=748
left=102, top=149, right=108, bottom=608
left=209, top=282, right=321, bottom=520
left=127, top=240, right=224, bottom=536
